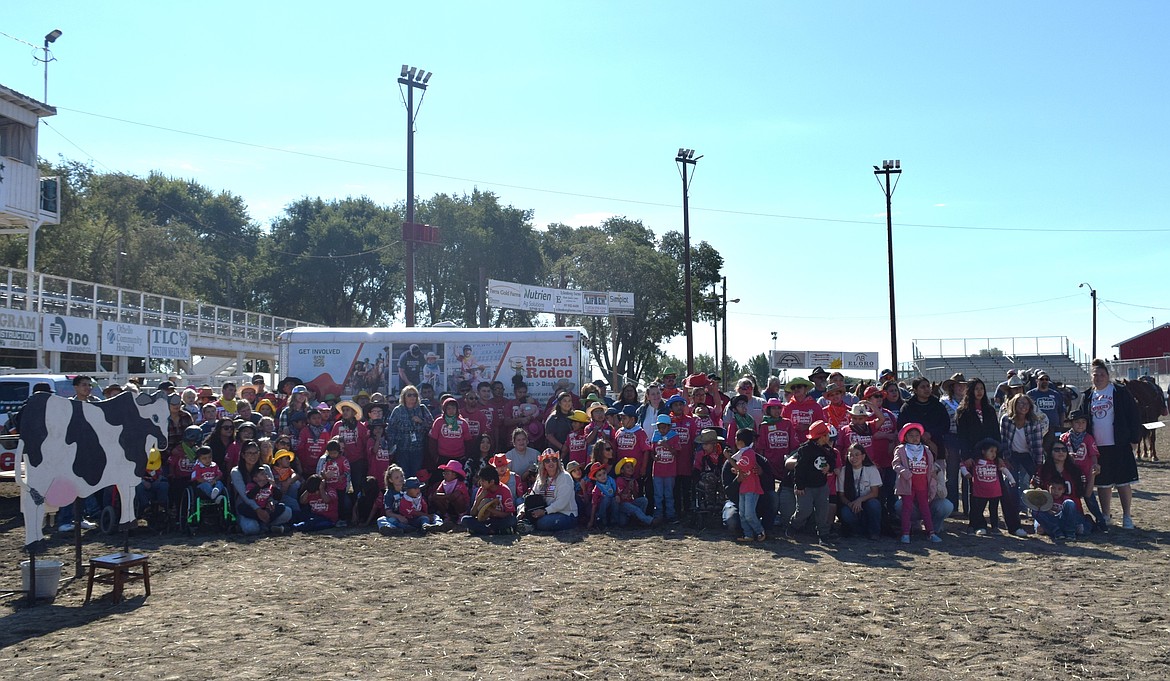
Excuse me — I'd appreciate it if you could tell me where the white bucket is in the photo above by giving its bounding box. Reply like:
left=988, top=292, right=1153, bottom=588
left=20, top=559, right=64, bottom=599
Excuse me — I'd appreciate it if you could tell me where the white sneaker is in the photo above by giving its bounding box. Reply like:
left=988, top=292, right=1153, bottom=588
left=900, top=534, right=910, bottom=544
left=1014, top=528, right=1028, bottom=538
left=974, top=528, right=988, bottom=536
left=80, top=519, right=97, bottom=530
left=58, top=522, right=75, bottom=532
left=209, top=488, right=221, bottom=502
left=1122, top=516, right=1135, bottom=530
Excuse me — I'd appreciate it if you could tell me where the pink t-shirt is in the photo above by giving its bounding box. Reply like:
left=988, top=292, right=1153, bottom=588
left=614, top=427, right=651, bottom=477
left=781, top=399, right=824, bottom=440
left=566, top=430, right=589, bottom=465
left=757, top=419, right=796, bottom=477
left=430, top=417, right=473, bottom=461
left=734, top=448, right=765, bottom=495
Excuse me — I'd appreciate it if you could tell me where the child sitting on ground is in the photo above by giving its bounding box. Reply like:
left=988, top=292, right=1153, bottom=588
left=588, top=463, right=619, bottom=530
left=294, top=474, right=338, bottom=531
left=271, top=449, right=301, bottom=514
left=615, top=457, right=653, bottom=527
left=377, top=465, right=411, bottom=535
left=429, top=460, right=471, bottom=527
left=461, top=464, right=518, bottom=535
left=352, top=475, right=384, bottom=526
left=244, top=466, right=289, bottom=533
left=316, top=438, right=353, bottom=527
left=1060, top=410, right=1107, bottom=530
left=400, top=477, right=442, bottom=532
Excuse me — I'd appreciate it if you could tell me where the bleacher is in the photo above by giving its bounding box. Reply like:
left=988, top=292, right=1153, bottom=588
left=911, top=337, right=1093, bottom=389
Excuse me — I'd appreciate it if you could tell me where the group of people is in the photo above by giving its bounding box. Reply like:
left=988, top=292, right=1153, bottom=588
left=29, top=358, right=1156, bottom=544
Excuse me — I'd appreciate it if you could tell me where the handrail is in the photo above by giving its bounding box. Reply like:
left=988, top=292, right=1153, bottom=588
left=0, top=266, right=317, bottom=344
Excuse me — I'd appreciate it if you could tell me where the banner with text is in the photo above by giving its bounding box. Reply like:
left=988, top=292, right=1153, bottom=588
left=0, top=311, right=39, bottom=350
left=771, top=350, right=879, bottom=373
left=487, top=279, right=634, bottom=316
left=42, top=314, right=99, bottom=353
left=102, top=322, right=149, bottom=357
left=148, top=327, right=191, bottom=360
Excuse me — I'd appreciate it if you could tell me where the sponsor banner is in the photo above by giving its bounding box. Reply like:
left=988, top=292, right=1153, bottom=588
left=0, top=310, right=39, bottom=350
left=496, top=341, right=580, bottom=403
left=555, top=289, right=584, bottom=315
left=149, top=327, right=191, bottom=360
left=582, top=291, right=609, bottom=316
left=607, top=291, right=635, bottom=316
left=772, top=350, right=880, bottom=373
left=101, top=322, right=149, bottom=357
left=42, top=314, right=98, bottom=353
left=294, top=342, right=391, bottom=401
left=771, top=351, right=807, bottom=369
left=487, top=278, right=635, bottom=317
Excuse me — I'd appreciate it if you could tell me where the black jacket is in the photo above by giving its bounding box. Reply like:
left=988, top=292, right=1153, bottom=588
left=1081, top=383, right=1142, bottom=446
left=898, top=397, right=951, bottom=448
left=792, top=441, right=833, bottom=491
left=956, top=401, right=1002, bottom=455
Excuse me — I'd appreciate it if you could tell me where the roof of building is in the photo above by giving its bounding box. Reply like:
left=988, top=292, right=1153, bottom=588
left=1113, top=323, right=1170, bottom=348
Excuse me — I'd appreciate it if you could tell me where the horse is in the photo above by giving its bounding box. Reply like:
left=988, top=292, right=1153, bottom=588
left=1122, top=378, right=1167, bottom=461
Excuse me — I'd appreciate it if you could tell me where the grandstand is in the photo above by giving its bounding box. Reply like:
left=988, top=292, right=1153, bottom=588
left=911, top=336, right=1093, bottom=389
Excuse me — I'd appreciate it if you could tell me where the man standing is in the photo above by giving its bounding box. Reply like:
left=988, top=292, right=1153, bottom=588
left=808, top=367, right=830, bottom=401
left=993, top=369, right=1018, bottom=408
left=1083, top=359, right=1142, bottom=529
left=1027, top=372, right=1065, bottom=450
left=397, top=344, right=424, bottom=390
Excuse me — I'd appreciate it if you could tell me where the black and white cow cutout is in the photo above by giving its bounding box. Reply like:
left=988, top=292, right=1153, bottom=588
left=18, top=391, right=168, bottom=546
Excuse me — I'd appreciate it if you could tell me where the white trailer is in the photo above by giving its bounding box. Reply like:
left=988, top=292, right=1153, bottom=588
left=277, top=326, right=591, bottom=403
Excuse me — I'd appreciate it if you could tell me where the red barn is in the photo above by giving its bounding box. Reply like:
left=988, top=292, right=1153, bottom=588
left=1114, top=324, right=1170, bottom=360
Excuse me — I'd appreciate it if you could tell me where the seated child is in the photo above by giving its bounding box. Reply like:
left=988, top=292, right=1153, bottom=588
left=429, top=460, right=471, bottom=526
left=615, top=457, right=653, bottom=527
left=352, top=475, right=384, bottom=526
left=190, top=445, right=226, bottom=502
left=566, top=461, right=589, bottom=522
left=400, top=477, right=443, bottom=532
left=588, top=463, right=619, bottom=529
left=461, top=464, right=518, bottom=535
left=316, top=438, right=353, bottom=527
left=294, top=474, right=338, bottom=531
left=378, top=465, right=411, bottom=535
left=271, top=449, right=301, bottom=513
left=242, top=466, right=289, bottom=532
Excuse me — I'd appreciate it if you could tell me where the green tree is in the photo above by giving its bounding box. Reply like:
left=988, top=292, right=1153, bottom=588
left=544, top=217, right=724, bottom=384
left=745, top=353, right=772, bottom=389
left=414, top=189, right=545, bottom=327
left=257, top=197, right=402, bottom=325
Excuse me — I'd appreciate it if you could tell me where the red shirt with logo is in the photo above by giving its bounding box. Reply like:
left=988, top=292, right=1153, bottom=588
left=781, top=398, right=825, bottom=440
left=430, top=416, right=473, bottom=461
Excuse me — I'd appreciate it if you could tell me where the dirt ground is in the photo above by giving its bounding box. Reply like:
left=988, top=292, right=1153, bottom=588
left=1, top=423, right=1168, bottom=680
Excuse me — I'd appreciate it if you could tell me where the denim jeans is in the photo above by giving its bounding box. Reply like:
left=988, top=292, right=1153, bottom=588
left=135, top=480, right=170, bottom=515
left=239, top=504, right=293, bottom=534
left=774, top=486, right=797, bottom=530
left=377, top=516, right=412, bottom=533
left=619, top=498, right=653, bottom=526
left=839, top=497, right=882, bottom=538
left=894, top=497, right=954, bottom=535
left=1033, top=500, right=1092, bottom=537
left=594, top=495, right=619, bottom=526
left=535, top=512, right=576, bottom=531
left=196, top=481, right=226, bottom=499
left=739, top=491, right=764, bottom=538
left=57, top=493, right=101, bottom=526
left=293, top=513, right=335, bottom=531
left=652, top=476, right=676, bottom=520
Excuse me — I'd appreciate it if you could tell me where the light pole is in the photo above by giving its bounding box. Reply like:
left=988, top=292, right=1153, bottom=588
left=41, top=29, right=61, bottom=102
left=703, top=277, right=739, bottom=379
left=873, top=159, right=902, bottom=378
left=675, top=148, right=702, bottom=374
left=399, top=65, right=432, bottom=327
left=1079, top=282, right=1097, bottom=358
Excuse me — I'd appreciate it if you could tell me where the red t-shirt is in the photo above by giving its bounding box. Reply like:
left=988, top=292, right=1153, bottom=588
left=651, top=433, right=680, bottom=478
left=566, top=430, right=589, bottom=465
left=330, top=420, right=369, bottom=464
left=305, top=488, right=338, bottom=522
left=670, top=415, right=698, bottom=473
left=430, top=417, right=473, bottom=461
left=367, top=436, right=394, bottom=489
left=297, top=425, right=330, bottom=474
left=475, top=484, right=516, bottom=515
left=191, top=461, right=221, bottom=485
left=970, top=457, right=1003, bottom=499
left=317, top=453, right=351, bottom=493
left=735, top=448, right=765, bottom=495
left=614, top=427, right=652, bottom=477
left=757, top=419, right=797, bottom=477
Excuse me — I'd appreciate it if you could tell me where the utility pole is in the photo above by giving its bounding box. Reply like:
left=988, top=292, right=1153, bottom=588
left=399, top=65, right=433, bottom=327
left=721, top=277, right=738, bottom=383
left=1080, top=282, right=1097, bottom=358
left=873, top=160, right=902, bottom=378
left=675, top=148, right=702, bottom=374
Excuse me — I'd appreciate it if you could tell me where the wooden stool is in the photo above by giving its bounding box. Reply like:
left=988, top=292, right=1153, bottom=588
left=84, top=552, right=151, bottom=604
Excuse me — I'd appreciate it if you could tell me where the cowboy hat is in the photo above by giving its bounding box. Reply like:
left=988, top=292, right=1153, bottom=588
left=807, top=420, right=831, bottom=440
left=335, top=400, right=363, bottom=420
left=848, top=403, right=873, bottom=417
left=438, top=460, right=467, bottom=479
left=898, top=423, right=924, bottom=443
left=1022, top=488, right=1054, bottom=513
left=786, top=377, right=814, bottom=391
left=941, top=373, right=967, bottom=394
left=694, top=428, right=725, bottom=445
left=489, top=453, right=512, bottom=467
left=568, top=410, right=590, bottom=423
left=615, top=457, right=638, bottom=474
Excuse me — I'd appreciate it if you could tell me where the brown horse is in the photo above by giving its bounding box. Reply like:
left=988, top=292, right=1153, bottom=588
left=1123, top=379, right=1167, bottom=461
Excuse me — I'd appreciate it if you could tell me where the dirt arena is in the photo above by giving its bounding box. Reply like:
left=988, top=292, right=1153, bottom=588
left=1, top=423, right=1168, bottom=680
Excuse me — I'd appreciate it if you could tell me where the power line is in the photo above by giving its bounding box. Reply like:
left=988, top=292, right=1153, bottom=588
left=1100, top=298, right=1170, bottom=312
left=56, top=106, right=1170, bottom=235
left=1099, top=301, right=1146, bottom=324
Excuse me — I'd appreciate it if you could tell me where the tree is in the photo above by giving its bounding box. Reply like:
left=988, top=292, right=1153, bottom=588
left=257, top=197, right=402, bottom=326
left=544, top=217, right=724, bottom=384
left=745, top=353, right=772, bottom=389
left=413, top=189, right=544, bottom=327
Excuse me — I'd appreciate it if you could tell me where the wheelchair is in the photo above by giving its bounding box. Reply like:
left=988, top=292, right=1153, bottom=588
left=178, top=485, right=236, bottom=536
left=98, top=484, right=171, bottom=536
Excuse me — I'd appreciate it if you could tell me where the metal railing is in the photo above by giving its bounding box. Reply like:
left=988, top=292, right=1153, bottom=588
left=0, top=266, right=316, bottom=347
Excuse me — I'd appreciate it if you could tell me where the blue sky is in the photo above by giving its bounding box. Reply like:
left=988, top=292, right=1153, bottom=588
left=4, top=2, right=1168, bottom=376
